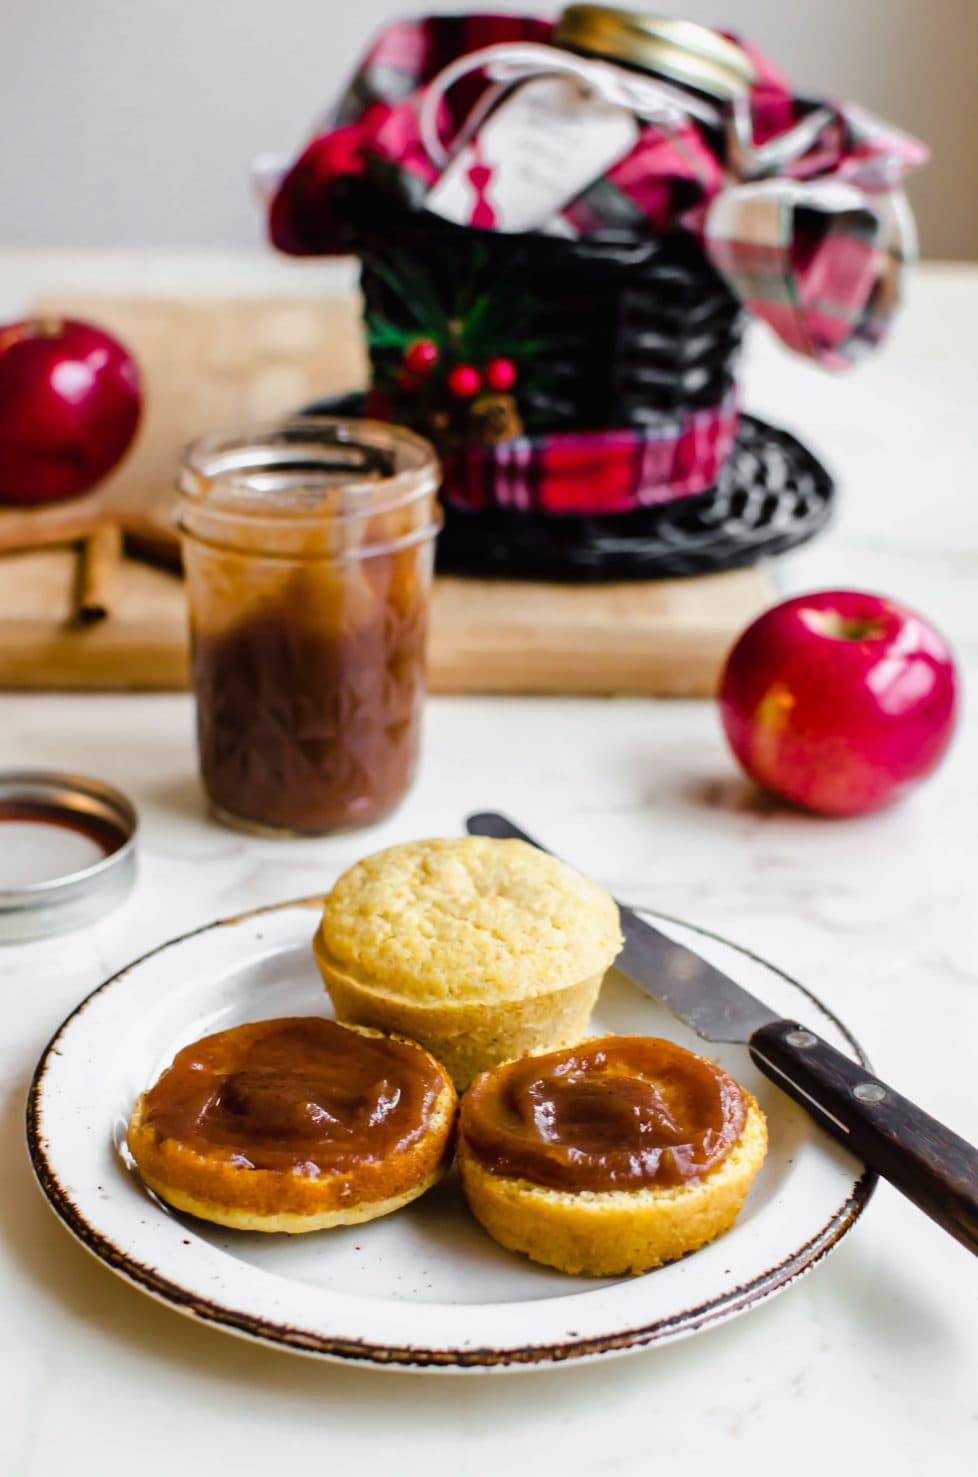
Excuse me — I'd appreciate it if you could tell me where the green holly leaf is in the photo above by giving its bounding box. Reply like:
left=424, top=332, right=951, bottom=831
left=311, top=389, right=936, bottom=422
left=364, top=312, right=418, bottom=350
left=367, top=254, right=446, bottom=333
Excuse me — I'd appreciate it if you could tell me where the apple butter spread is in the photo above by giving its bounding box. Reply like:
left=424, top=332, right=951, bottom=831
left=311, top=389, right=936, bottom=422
left=140, top=1017, right=446, bottom=1174
left=178, top=419, right=441, bottom=835
left=460, top=1035, right=747, bottom=1191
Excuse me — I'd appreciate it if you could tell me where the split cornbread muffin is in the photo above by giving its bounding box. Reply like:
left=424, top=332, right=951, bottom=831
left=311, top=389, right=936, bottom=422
left=458, top=1035, right=767, bottom=1276
left=127, top=1017, right=456, bottom=1232
left=314, top=837, right=623, bottom=1090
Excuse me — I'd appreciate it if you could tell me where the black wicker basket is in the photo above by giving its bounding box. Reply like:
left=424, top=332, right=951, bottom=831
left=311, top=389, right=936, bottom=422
left=328, top=181, right=835, bottom=579
left=348, top=181, right=744, bottom=432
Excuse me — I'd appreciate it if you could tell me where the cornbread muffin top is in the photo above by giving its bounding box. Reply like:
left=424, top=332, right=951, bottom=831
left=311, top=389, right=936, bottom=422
left=318, top=837, right=622, bottom=1004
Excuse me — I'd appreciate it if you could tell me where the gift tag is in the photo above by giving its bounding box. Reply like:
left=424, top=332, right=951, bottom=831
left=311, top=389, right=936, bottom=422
left=424, top=73, right=639, bottom=232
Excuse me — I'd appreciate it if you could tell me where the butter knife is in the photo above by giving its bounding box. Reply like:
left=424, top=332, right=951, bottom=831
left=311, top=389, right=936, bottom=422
left=466, top=811, right=978, bottom=1255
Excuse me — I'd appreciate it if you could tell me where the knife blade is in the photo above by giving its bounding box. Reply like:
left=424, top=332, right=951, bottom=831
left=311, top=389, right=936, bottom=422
left=466, top=810, right=978, bottom=1255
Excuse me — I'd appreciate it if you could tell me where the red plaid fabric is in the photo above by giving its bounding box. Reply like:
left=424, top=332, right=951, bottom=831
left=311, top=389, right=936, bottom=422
left=443, top=394, right=739, bottom=515
left=705, top=189, right=904, bottom=368
left=265, top=13, right=925, bottom=370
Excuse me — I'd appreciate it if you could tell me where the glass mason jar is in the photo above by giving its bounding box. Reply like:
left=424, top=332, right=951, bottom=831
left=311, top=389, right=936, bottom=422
left=177, top=418, right=441, bottom=836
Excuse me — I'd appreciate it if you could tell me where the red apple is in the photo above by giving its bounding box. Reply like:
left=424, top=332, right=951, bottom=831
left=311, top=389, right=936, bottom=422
left=718, top=590, right=958, bottom=816
left=0, top=317, right=141, bottom=504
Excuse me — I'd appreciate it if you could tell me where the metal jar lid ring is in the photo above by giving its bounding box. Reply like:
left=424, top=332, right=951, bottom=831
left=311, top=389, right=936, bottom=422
left=555, top=6, right=755, bottom=101
left=0, top=771, right=138, bottom=942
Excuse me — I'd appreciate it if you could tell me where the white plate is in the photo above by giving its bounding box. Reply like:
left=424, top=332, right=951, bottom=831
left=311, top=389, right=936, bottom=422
left=27, top=898, right=874, bottom=1371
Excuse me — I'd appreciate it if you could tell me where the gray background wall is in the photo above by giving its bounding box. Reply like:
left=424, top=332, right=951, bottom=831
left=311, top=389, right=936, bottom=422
left=3, top=0, right=976, bottom=257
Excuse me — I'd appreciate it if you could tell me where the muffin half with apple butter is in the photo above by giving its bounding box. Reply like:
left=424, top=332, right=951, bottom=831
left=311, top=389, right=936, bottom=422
left=127, top=1017, right=456, bottom=1232
left=458, top=1035, right=766, bottom=1275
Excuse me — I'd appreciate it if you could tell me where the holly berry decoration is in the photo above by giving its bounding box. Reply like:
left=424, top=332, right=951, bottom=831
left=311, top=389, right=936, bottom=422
left=403, top=338, right=440, bottom=376
left=446, top=364, right=482, bottom=400
left=364, top=257, right=540, bottom=446
left=485, top=356, right=517, bottom=392
left=0, top=317, right=141, bottom=505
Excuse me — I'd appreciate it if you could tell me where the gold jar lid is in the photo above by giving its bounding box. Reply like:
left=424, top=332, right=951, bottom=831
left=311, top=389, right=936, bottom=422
left=554, top=6, right=755, bottom=101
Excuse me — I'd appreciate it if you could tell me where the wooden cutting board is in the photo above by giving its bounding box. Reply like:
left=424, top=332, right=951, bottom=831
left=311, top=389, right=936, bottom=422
left=0, top=549, right=769, bottom=695
left=0, top=294, right=773, bottom=696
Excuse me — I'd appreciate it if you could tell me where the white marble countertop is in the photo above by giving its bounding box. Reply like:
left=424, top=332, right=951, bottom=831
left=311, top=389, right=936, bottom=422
left=1, top=256, right=976, bottom=1475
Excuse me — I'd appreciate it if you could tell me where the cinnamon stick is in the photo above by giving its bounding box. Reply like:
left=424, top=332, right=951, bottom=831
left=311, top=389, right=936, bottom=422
left=0, top=509, right=106, bottom=555
left=118, top=508, right=183, bottom=572
left=0, top=504, right=184, bottom=575
left=75, top=522, right=122, bottom=624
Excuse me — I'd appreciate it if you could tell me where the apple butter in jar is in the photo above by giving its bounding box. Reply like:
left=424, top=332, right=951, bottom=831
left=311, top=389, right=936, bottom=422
left=177, top=418, right=441, bottom=835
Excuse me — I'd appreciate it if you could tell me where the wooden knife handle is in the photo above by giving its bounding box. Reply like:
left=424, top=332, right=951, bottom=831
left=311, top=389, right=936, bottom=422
left=750, top=1020, right=978, bottom=1255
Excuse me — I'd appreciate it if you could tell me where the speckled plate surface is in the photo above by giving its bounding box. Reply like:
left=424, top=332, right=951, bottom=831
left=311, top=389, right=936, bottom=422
left=27, top=898, right=874, bottom=1371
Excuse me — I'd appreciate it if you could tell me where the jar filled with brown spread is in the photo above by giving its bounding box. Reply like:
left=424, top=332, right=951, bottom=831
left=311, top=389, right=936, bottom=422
left=177, top=418, right=441, bottom=835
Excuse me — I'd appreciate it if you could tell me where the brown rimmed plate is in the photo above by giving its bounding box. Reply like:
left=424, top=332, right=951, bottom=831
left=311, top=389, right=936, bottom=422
left=27, top=898, right=874, bottom=1371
